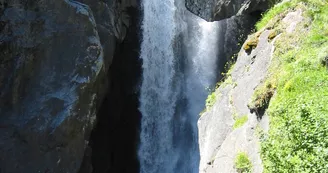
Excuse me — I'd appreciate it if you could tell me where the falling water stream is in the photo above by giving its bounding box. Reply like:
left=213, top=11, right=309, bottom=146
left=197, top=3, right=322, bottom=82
left=138, top=0, right=220, bottom=172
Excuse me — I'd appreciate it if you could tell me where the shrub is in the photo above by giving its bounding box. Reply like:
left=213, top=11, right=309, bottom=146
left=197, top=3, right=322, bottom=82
left=235, top=152, right=252, bottom=173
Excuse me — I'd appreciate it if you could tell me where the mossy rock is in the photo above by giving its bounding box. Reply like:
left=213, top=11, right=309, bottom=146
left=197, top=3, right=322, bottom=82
left=268, top=29, right=280, bottom=41
left=248, top=83, right=276, bottom=119
left=320, top=55, right=328, bottom=68
left=243, top=33, right=261, bottom=53
left=243, top=39, right=258, bottom=51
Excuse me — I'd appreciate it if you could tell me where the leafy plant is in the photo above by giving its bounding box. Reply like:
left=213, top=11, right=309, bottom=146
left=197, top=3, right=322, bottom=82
left=235, top=152, right=253, bottom=173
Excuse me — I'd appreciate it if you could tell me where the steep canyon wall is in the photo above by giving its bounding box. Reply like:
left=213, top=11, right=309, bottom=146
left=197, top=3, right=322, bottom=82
left=0, top=0, right=141, bottom=172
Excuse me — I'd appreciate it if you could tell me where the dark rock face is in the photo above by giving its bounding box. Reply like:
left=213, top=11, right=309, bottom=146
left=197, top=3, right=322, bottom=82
left=185, top=0, right=270, bottom=21
left=79, top=6, right=142, bottom=173
left=0, top=0, right=139, bottom=173
left=217, top=14, right=261, bottom=72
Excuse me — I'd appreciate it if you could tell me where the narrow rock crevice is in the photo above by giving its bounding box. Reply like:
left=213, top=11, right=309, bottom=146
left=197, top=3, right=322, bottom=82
left=79, top=6, right=142, bottom=173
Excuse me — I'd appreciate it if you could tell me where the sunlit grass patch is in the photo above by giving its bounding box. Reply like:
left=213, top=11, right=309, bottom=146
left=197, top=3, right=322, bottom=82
left=255, top=0, right=328, bottom=172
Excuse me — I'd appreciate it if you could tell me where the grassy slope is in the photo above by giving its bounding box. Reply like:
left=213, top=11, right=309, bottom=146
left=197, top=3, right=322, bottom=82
left=255, top=0, right=328, bottom=172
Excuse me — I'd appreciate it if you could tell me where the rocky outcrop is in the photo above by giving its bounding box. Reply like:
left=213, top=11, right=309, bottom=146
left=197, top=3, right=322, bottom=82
left=185, top=0, right=270, bottom=21
left=216, top=14, right=260, bottom=74
left=198, top=29, right=274, bottom=173
left=0, top=0, right=138, bottom=172
left=197, top=10, right=304, bottom=173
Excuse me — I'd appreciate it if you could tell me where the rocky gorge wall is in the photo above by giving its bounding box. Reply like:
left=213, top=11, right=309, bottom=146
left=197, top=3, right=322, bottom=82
left=0, top=0, right=141, bottom=173
left=79, top=4, right=142, bottom=173
left=185, top=0, right=271, bottom=21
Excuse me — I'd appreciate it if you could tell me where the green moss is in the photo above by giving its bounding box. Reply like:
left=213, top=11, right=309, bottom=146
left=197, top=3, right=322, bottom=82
left=243, top=36, right=259, bottom=52
left=233, top=115, right=249, bottom=129
left=268, top=29, right=280, bottom=41
left=235, top=152, right=253, bottom=173
left=248, top=82, right=276, bottom=118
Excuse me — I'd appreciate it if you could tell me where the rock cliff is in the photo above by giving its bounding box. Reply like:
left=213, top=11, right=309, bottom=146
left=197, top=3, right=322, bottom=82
left=185, top=0, right=271, bottom=21
left=0, top=0, right=140, bottom=173
left=196, top=2, right=316, bottom=172
left=198, top=28, right=275, bottom=173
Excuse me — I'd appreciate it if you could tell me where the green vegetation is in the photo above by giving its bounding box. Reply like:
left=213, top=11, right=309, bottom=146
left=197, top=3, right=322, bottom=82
left=268, top=29, right=280, bottom=41
left=233, top=115, right=249, bottom=129
left=235, top=152, right=253, bottom=173
left=248, top=82, right=276, bottom=118
left=253, top=0, right=328, bottom=172
left=200, top=91, right=217, bottom=116
left=206, top=92, right=216, bottom=109
left=256, top=0, right=298, bottom=30
left=200, top=0, right=328, bottom=171
left=243, top=33, right=260, bottom=52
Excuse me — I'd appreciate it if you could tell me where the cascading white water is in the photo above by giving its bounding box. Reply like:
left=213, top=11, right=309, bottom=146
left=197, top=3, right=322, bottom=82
left=138, top=0, right=181, bottom=172
left=184, top=17, right=220, bottom=118
left=139, top=0, right=220, bottom=172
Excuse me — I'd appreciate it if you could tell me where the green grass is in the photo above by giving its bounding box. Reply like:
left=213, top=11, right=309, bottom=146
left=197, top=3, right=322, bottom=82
left=255, top=0, right=328, bottom=172
left=235, top=152, right=253, bottom=173
left=233, top=115, right=249, bottom=129
left=256, top=0, right=298, bottom=30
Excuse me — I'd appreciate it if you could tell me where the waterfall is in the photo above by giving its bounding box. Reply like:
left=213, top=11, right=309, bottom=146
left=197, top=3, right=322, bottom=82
left=184, top=16, right=220, bottom=119
left=138, top=0, right=220, bottom=172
